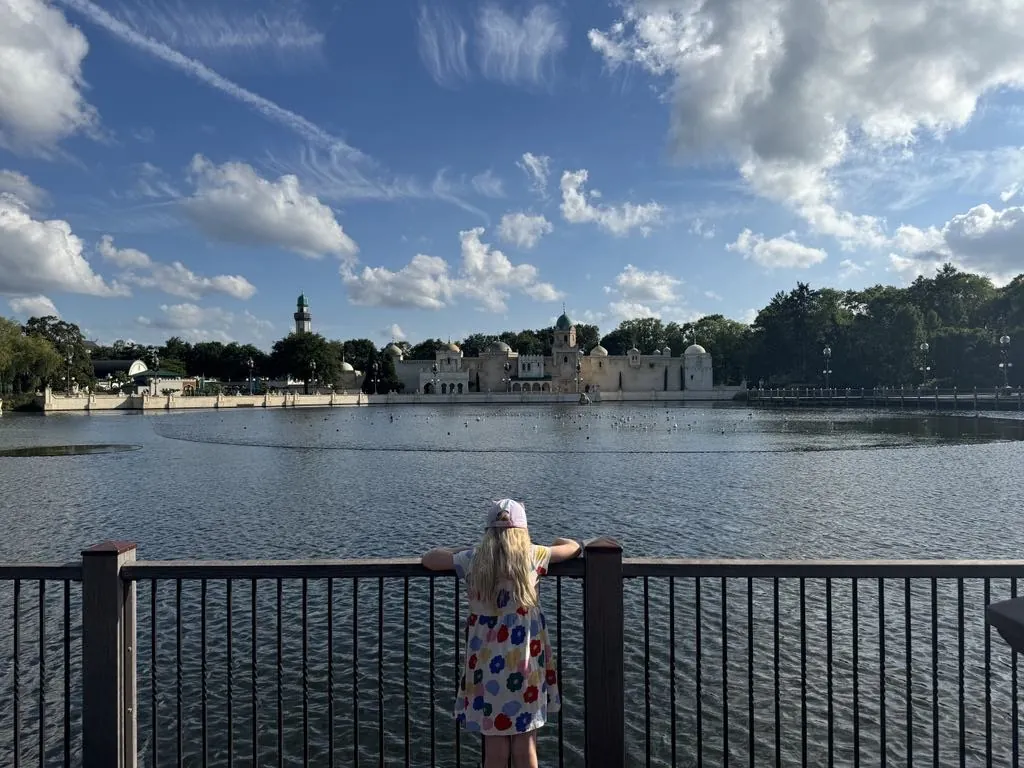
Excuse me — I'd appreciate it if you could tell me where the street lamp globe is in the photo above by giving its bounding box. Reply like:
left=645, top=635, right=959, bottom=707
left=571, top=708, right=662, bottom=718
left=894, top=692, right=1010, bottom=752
left=920, top=342, right=929, bottom=353
left=1001, top=335, right=1011, bottom=347
left=822, top=346, right=831, bottom=358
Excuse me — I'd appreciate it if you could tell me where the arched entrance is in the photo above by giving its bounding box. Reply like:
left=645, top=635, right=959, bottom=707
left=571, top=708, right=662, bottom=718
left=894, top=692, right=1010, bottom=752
left=441, top=383, right=447, bottom=394
left=532, top=383, right=541, bottom=392
left=541, top=383, right=550, bottom=392
left=423, top=383, right=434, bottom=394
left=457, top=383, right=464, bottom=394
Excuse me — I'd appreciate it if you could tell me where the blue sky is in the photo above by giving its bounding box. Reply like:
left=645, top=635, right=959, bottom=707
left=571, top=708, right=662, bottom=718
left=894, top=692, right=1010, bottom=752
left=3, top=0, right=1024, bottom=349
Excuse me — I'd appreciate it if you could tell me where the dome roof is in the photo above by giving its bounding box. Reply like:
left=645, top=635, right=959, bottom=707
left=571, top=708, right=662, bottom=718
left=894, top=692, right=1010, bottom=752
left=340, top=361, right=355, bottom=372
left=297, top=293, right=309, bottom=307
left=590, top=344, right=609, bottom=357
left=487, top=341, right=512, bottom=354
left=555, top=312, right=573, bottom=331
left=385, top=343, right=403, bottom=357
left=662, top=346, right=672, bottom=357
left=685, top=344, right=707, bottom=356
left=446, top=342, right=461, bottom=353
left=628, top=346, right=641, bottom=355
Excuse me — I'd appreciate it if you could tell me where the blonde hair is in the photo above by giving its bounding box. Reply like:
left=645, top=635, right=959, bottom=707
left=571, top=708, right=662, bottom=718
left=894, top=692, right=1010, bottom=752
left=469, top=520, right=538, bottom=609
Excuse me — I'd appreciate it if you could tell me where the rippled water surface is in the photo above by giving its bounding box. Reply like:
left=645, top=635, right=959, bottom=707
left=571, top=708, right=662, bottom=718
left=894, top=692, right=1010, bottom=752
left=1, top=403, right=1022, bottom=767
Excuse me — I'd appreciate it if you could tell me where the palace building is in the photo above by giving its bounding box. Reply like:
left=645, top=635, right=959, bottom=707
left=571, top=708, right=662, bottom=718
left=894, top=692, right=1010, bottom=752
left=385, top=311, right=727, bottom=395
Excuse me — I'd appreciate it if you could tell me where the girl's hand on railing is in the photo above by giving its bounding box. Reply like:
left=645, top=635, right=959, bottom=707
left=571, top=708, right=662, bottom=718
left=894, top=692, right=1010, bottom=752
left=550, top=538, right=583, bottom=563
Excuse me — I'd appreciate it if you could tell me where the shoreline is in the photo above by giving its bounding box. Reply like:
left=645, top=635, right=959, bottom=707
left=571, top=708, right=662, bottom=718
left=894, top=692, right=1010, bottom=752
left=29, top=388, right=745, bottom=413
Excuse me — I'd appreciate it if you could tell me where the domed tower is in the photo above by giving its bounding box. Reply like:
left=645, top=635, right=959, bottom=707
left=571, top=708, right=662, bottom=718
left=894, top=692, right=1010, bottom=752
left=294, top=294, right=311, bottom=334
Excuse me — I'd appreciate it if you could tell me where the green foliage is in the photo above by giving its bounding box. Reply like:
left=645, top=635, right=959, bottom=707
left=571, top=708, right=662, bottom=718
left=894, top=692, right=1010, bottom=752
left=23, top=315, right=93, bottom=387
left=340, top=339, right=378, bottom=366
left=1, top=317, right=62, bottom=395
left=269, top=333, right=342, bottom=393
left=360, top=352, right=403, bottom=394
left=407, top=339, right=446, bottom=359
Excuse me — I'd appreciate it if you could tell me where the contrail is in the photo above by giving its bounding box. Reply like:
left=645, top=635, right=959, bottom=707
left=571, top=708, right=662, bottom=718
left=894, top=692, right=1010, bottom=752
left=55, top=0, right=364, bottom=162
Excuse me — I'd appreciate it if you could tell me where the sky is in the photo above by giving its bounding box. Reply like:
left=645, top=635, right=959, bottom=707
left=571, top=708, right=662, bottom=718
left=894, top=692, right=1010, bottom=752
left=3, top=0, right=1024, bottom=349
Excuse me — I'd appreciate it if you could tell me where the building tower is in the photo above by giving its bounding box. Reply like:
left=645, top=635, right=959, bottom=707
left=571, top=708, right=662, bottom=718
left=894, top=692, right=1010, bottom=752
left=294, top=293, right=312, bottom=334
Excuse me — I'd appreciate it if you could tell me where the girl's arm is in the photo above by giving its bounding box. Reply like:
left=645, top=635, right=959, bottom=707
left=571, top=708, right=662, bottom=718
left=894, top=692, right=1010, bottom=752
left=548, top=537, right=583, bottom=564
left=421, top=545, right=472, bottom=571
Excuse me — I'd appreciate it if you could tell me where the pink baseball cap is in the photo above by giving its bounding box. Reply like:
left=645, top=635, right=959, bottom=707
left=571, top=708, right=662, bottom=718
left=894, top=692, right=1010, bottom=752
left=486, top=498, right=528, bottom=529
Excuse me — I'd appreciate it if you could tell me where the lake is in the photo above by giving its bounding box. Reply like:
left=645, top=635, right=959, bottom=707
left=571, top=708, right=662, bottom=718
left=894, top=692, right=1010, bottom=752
left=0, top=404, right=1022, bottom=767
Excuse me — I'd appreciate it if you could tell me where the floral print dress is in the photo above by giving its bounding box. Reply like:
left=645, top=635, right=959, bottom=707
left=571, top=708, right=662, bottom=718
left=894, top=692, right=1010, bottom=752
left=452, top=545, right=561, bottom=735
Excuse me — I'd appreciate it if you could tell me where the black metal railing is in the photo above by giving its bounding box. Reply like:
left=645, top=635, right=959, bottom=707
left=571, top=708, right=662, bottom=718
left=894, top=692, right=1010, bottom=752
left=0, top=564, right=83, bottom=768
left=1, top=544, right=1022, bottom=767
left=121, top=562, right=585, bottom=768
left=621, top=561, right=1024, bottom=767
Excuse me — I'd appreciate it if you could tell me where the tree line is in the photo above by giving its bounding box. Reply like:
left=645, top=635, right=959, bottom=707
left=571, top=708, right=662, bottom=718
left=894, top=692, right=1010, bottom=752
left=2, top=264, right=1021, bottom=401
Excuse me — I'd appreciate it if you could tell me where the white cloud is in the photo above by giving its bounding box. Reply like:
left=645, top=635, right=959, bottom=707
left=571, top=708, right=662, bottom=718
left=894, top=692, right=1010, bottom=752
left=497, top=212, right=553, bottom=249
left=385, top=323, right=406, bottom=341
left=517, top=152, right=550, bottom=196
left=181, top=155, right=358, bottom=259
left=704, top=290, right=722, bottom=301
left=417, top=4, right=470, bottom=87
left=727, top=229, right=827, bottom=269
left=604, top=264, right=691, bottom=320
left=342, top=227, right=562, bottom=312
left=98, top=234, right=256, bottom=299
left=589, top=0, right=1024, bottom=249
left=740, top=308, right=757, bottom=325
left=690, top=218, right=715, bottom=239
left=0, top=170, right=47, bottom=208
left=609, top=264, right=681, bottom=303
left=9, top=295, right=58, bottom=318
left=110, top=0, right=323, bottom=55
left=471, top=170, right=504, bottom=198
left=137, top=302, right=234, bottom=340
left=560, top=169, right=663, bottom=236
left=98, top=234, right=151, bottom=269
left=343, top=255, right=453, bottom=311
left=476, top=4, right=566, bottom=86
left=0, top=196, right=126, bottom=297
left=458, top=227, right=560, bottom=311
left=0, top=0, right=98, bottom=154
left=1002, top=183, right=1022, bottom=203
left=838, top=259, right=866, bottom=280
left=892, top=203, right=1024, bottom=284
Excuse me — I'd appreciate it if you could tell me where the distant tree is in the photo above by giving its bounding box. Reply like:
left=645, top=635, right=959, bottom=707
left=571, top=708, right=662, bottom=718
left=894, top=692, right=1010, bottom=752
left=341, top=339, right=377, bottom=366
left=574, top=324, right=600, bottom=352
left=22, top=316, right=93, bottom=387
left=361, top=351, right=403, bottom=394
left=460, top=333, right=498, bottom=357
left=270, top=333, right=340, bottom=394
left=407, top=339, right=446, bottom=359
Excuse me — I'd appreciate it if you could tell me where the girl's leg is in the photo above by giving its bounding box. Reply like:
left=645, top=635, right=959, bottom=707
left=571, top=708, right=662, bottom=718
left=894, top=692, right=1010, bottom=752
left=483, top=735, right=510, bottom=768
left=510, top=732, right=538, bottom=768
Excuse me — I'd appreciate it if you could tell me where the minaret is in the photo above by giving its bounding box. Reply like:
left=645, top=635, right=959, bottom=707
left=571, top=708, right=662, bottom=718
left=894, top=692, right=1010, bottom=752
left=294, top=293, right=311, bottom=334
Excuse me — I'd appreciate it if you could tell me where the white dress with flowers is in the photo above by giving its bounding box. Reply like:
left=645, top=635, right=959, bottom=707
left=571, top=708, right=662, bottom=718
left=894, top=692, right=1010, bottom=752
left=452, top=545, right=561, bottom=736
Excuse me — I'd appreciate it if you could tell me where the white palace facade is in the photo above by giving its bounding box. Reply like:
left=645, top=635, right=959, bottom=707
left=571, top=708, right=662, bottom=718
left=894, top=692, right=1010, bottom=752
left=385, top=312, right=739, bottom=396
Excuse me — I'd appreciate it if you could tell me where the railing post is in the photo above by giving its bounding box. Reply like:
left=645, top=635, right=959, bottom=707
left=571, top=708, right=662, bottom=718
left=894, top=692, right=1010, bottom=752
left=583, top=537, right=624, bottom=768
left=82, top=541, right=137, bottom=768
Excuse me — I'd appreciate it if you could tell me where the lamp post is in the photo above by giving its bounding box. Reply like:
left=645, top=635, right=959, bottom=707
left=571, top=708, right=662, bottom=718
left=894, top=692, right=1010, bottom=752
left=65, top=347, right=73, bottom=395
left=310, top=360, right=317, bottom=394
left=919, top=342, right=931, bottom=388
left=372, top=362, right=379, bottom=395
left=503, top=361, right=511, bottom=392
left=822, top=346, right=832, bottom=392
left=1000, top=335, right=1012, bottom=388
left=430, top=362, right=439, bottom=395
left=247, top=357, right=254, bottom=395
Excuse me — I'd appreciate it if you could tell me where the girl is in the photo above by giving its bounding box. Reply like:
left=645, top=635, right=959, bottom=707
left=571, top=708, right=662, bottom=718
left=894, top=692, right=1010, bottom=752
left=422, top=499, right=582, bottom=768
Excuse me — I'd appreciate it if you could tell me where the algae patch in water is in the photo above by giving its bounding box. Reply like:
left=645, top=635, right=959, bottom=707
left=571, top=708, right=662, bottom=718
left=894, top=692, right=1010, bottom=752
left=0, top=444, right=141, bottom=458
